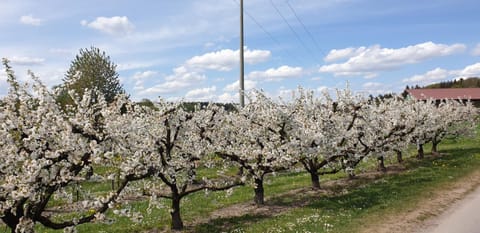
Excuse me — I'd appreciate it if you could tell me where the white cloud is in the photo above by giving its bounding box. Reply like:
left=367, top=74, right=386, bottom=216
left=324, top=47, right=367, bottom=62
left=403, top=68, right=451, bottom=85
left=317, top=86, right=329, bottom=92
left=245, top=49, right=272, bottom=64
left=133, top=70, right=157, bottom=80
left=217, top=92, right=238, bottom=103
left=19, top=15, right=43, bottom=26
left=185, top=48, right=271, bottom=71
left=133, top=47, right=269, bottom=99
left=457, top=62, right=480, bottom=78
left=138, top=66, right=205, bottom=97
left=9, top=56, right=45, bottom=66
left=403, top=63, right=480, bottom=85
left=247, top=66, right=303, bottom=81
left=320, top=42, right=466, bottom=77
left=185, top=86, right=217, bottom=101
left=132, top=71, right=158, bottom=91
left=81, top=16, right=134, bottom=35
left=223, top=80, right=257, bottom=92
left=362, top=82, right=384, bottom=89
left=356, top=82, right=392, bottom=96
left=472, top=43, right=480, bottom=56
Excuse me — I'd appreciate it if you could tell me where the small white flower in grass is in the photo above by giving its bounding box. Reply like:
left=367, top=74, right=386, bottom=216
left=63, top=226, right=77, bottom=233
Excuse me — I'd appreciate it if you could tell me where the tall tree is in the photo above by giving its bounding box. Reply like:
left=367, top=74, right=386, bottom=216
left=56, top=46, right=126, bottom=107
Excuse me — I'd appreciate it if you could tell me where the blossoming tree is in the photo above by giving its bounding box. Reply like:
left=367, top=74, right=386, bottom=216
left=288, top=88, right=363, bottom=188
left=210, top=91, right=296, bottom=205
left=0, top=60, right=132, bottom=233
left=102, top=96, right=242, bottom=230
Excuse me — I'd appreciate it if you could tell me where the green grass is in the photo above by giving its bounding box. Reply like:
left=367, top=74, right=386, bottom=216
left=36, top=168, right=337, bottom=232
left=194, top=136, right=480, bottom=233
left=30, top=132, right=480, bottom=233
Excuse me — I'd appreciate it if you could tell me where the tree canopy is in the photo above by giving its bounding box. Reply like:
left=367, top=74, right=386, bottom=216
left=56, top=46, right=126, bottom=107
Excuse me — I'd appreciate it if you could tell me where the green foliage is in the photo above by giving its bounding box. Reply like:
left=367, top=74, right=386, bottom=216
left=181, top=102, right=238, bottom=112
left=424, top=77, right=480, bottom=89
left=136, top=98, right=157, bottom=110
left=56, top=46, right=126, bottom=107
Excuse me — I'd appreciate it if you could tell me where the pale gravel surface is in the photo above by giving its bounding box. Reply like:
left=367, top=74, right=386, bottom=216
left=420, top=185, right=480, bottom=233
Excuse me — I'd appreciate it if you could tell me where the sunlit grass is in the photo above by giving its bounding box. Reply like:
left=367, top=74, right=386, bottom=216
left=195, top=136, right=480, bottom=233
left=32, top=130, right=480, bottom=233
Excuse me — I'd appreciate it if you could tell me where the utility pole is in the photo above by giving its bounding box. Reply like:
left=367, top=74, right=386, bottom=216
left=239, top=0, right=245, bottom=107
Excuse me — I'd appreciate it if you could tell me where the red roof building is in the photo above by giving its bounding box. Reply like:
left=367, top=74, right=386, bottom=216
left=406, top=88, right=480, bottom=101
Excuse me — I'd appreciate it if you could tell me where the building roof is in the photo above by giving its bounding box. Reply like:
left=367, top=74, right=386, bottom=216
left=407, top=88, right=480, bottom=100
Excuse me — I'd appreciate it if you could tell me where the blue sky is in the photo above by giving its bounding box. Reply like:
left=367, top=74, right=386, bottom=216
left=1, top=0, right=480, bottom=102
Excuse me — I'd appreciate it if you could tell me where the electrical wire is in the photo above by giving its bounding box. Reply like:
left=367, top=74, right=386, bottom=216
left=231, top=0, right=305, bottom=64
left=286, top=0, right=327, bottom=57
left=270, top=0, right=320, bottom=63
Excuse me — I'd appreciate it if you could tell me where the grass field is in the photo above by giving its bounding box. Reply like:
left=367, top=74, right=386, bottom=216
left=32, top=130, right=480, bottom=233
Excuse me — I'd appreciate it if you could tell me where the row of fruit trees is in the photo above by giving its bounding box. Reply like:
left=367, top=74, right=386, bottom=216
left=0, top=60, right=477, bottom=232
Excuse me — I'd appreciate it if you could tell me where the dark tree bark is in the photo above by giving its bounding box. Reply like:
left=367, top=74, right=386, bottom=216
left=237, top=167, right=244, bottom=176
left=2, top=212, right=20, bottom=233
left=253, top=178, right=265, bottom=205
left=431, top=138, right=440, bottom=154
left=395, top=150, right=403, bottom=163
left=303, top=159, right=321, bottom=189
left=377, top=156, right=387, bottom=172
left=310, top=170, right=321, bottom=189
left=170, top=194, right=183, bottom=230
left=417, top=144, right=424, bottom=159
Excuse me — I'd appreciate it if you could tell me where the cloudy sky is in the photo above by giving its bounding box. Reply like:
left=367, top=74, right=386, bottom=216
left=1, top=0, right=479, bottom=102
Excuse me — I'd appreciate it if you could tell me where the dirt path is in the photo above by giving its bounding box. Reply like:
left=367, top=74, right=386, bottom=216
left=357, top=170, right=480, bottom=233
left=419, top=184, right=480, bottom=233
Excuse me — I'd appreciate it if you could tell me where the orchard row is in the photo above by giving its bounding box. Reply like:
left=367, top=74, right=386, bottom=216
left=0, top=61, right=477, bottom=232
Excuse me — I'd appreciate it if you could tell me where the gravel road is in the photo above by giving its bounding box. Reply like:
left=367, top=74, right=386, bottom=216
left=421, top=185, right=480, bottom=233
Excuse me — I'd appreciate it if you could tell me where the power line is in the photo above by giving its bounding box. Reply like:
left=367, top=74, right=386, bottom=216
left=286, top=0, right=327, bottom=57
left=231, top=0, right=305, bottom=64
left=269, top=0, right=320, bottom=63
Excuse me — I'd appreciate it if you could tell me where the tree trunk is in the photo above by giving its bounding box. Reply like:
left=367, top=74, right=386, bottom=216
left=377, top=156, right=387, bottom=172
left=2, top=213, right=20, bottom=233
left=348, top=172, right=356, bottom=179
left=431, top=139, right=439, bottom=154
left=237, top=167, right=244, bottom=176
left=417, top=144, right=424, bottom=159
left=253, top=178, right=264, bottom=205
left=170, top=194, right=183, bottom=230
left=395, top=150, right=403, bottom=163
left=310, top=170, right=320, bottom=189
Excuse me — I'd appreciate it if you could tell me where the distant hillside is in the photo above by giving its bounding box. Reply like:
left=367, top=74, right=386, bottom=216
left=423, top=77, right=480, bottom=89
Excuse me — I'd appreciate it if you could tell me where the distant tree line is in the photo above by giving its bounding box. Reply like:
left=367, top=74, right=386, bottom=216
left=405, top=77, right=480, bottom=91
